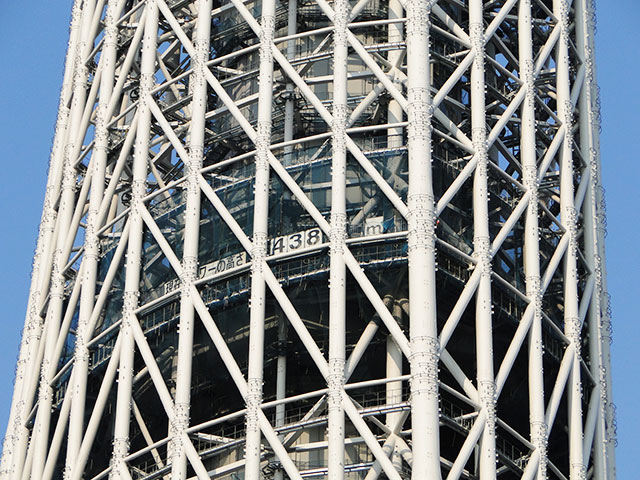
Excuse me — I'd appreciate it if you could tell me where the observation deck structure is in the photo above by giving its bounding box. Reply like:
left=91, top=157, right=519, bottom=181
left=1, top=0, right=615, bottom=479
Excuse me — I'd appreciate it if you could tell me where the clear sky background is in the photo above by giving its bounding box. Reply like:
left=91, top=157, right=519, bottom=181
left=0, top=1, right=637, bottom=476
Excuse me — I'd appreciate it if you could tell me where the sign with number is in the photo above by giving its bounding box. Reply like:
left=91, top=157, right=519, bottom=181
left=268, top=227, right=323, bottom=255
left=160, top=228, right=325, bottom=296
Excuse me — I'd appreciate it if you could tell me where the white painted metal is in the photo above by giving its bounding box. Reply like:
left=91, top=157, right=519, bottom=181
left=1, top=1, right=84, bottom=476
left=109, top=2, right=159, bottom=478
left=31, top=2, right=98, bottom=477
left=554, top=1, right=586, bottom=479
left=65, top=3, right=124, bottom=478
left=1, top=1, right=616, bottom=480
left=245, top=0, right=276, bottom=473
left=576, top=1, right=617, bottom=478
left=469, top=0, right=497, bottom=477
left=327, top=0, right=348, bottom=478
left=404, top=0, right=441, bottom=478
left=519, top=2, right=547, bottom=479
left=385, top=2, right=404, bottom=472
left=170, top=0, right=213, bottom=477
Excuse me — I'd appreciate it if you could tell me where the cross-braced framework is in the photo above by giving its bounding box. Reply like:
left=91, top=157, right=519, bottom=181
left=1, top=0, right=616, bottom=479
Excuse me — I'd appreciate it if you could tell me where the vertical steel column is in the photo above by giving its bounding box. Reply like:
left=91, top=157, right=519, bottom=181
left=1, top=2, right=83, bottom=477
left=385, top=4, right=404, bottom=468
left=245, top=0, right=277, bottom=475
left=109, top=3, right=158, bottom=477
left=283, top=0, right=297, bottom=164
left=170, top=0, right=212, bottom=478
left=2, top=2, right=621, bottom=479
left=65, top=2, right=123, bottom=477
left=469, top=1, right=497, bottom=477
left=31, top=1, right=97, bottom=477
left=573, top=0, right=601, bottom=475
left=554, top=1, right=585, bottom=478
left=588, top=1, right=616, bottom=473
left=274, top=316, right=288, bottom=480
left=405, top=0, right=441, bottom=478
left=385, top=301, right=403, bottom=470
left=387, top=0, right=403, bottom=151
left=67, top=230, right=129, bottom=480
left=518, top=1, right=548, bottom=478
left=328, top=0, right=349, bottom=477
left=576, top=0, right=615, bottom=477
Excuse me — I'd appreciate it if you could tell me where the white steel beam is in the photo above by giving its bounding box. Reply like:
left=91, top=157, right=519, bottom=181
left=469, top=1, right=497, bottom=477
left=404, top=0, right=441, bottom=478
left=1, top=2, right=615, bottom=480
left=576, top=0, right=616, bottom=477
left=244, top=0, right=277, bottom=474
left=554, top=1, right=587, bottom=479
left=31, top=2, right=98, bottom=477
left=109, top=2, right=159, bottom=478
left=65, top=2, right=125, bottom=476
left=328, top=0, right=349, bottom=478
left=169, top=0, right=212, bottom=478
left=519, top=1, right=548, bottom=478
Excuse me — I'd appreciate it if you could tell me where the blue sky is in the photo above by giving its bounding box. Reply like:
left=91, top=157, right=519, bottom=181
left=0, top=1, right=637, bottom=476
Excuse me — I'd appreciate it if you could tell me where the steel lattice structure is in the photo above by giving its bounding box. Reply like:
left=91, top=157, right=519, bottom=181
left=1, top=0, right=615, bottom=479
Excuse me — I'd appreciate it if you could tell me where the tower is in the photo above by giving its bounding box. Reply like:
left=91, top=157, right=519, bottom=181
left=1, top=0, right=616, bottom=478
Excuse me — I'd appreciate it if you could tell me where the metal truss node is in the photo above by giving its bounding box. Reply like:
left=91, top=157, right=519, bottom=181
left=1, top=0, right=616, bottom=479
